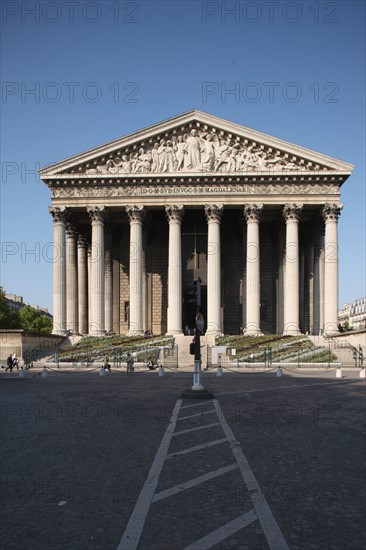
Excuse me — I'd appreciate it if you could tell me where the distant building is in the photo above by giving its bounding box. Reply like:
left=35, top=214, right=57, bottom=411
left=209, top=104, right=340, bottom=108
left=5, top=293, right=53, bottom=320
left=338, top=297, right=366, bottom=330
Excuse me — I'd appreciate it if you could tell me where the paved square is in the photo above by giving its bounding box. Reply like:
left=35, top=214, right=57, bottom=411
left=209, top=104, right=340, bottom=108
left=1, top=371, right=365, bottom=549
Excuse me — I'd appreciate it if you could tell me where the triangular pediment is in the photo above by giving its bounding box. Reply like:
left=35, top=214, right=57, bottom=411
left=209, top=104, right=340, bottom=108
left=40, top=110, right=354, bottom=180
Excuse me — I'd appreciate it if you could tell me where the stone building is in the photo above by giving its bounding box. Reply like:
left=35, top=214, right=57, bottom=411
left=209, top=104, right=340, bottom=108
left=339, top=298, right=366, bottom=331
left=39, top=110, right=354, bottom=337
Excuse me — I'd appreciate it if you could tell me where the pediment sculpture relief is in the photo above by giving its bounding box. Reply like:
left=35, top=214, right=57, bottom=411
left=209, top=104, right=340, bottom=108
left=79, top=128, right=327, bottom=176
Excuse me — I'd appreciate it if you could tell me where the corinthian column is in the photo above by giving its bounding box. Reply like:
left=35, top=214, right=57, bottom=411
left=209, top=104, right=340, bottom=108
left=205, top=204, right=223, bottom=335
left=77, top=235, right=88, bottom=335
left=49, top=207, right=68, bottom=335
left=283, top=204, right=303, bottom=335
left=88, top=207, right=106, bottom=336
left=66, top=225, right=78, bottom=334
left=322, top=203, right=343, bottom=334
left=104, top=230, right=113, bottom=334
left=244, top=204, right=263, bottom=335
left=126, top=205, right=145, bottom=335
left=313, top=221, right=325, bottom=335
left=166, top=205, right=184, bottom=335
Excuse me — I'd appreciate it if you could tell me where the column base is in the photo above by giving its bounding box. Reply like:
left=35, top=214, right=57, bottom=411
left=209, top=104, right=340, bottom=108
left=283, top=329, right=301, bottom=336
left=52, top=329, right=68, bottom=336
left=127, top=330, right=144, bottom=336
left=90, top=330, right=106, bottom=337
left=166, top=330, right=183, bottom=336
left=244, top=329, right=262, bottom=336
left=206, top=330, right=223, bottom=337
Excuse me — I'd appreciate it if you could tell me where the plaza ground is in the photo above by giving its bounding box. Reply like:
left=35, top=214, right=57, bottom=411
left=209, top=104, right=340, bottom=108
left=1, top=370, right=365, bottom=549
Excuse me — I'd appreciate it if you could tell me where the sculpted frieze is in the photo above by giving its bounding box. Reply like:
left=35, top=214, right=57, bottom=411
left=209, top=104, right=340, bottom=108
left=51, top=182, right=339, bottom=199
left=61, top=126, right=332, bottom=177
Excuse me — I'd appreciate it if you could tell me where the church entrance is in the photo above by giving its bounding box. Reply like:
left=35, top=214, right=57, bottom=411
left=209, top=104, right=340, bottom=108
left=182, top=211, right=208, bottom=332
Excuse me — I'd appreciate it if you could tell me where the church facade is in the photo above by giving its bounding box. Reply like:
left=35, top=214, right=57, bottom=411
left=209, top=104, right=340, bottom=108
left=40, top=110, right=354, bottom=337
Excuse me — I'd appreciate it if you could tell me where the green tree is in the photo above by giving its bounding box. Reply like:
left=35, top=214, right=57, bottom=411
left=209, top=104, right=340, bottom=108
left=19, top=305, right=53, bottom=333
left=0, top=288, right=20, bottom=328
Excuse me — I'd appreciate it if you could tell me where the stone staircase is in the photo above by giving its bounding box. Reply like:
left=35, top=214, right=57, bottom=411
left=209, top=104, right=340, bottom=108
left=308, top=335, right=356, bottom=366
left=174, top=333, right=216, bottom=370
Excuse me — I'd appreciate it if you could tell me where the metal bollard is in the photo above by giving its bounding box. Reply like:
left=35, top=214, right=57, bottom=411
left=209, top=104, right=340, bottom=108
left=217, top=367, right=223, bottom=377
left=158, top=366, right=164, bottom=377
left=276, top=367, right=283, bottom=378
left=99, top=368, right=106, bottom=377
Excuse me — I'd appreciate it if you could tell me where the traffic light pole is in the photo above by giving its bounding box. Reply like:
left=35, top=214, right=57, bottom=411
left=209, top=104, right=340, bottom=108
left=182, top=279, right=213, bottom=398
left=191, top=329, right=203, bottom=391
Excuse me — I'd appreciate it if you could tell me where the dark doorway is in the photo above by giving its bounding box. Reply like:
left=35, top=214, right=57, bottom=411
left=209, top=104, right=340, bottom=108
left=182, top=210, right=208, bottom=331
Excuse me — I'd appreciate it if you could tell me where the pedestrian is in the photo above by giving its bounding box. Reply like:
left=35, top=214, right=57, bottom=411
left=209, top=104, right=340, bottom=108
left=12, top=353, right=19, bottom=371
left=103, top=355, right=111, bottom=372
left=126, top=353, right=134, bottom=375
left=6, top=354, right=13, bottom=372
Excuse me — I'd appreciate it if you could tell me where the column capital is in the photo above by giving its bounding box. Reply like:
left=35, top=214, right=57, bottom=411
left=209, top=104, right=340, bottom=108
left=165, top=205, right=184, bottom=223
left=49, top=206, right=68, bottom=224
left=205, top=204, right=223, bottom=223
left=77, top=234, right=88, bottom=248
left=244, top=204, right=263, bottom=222
left=322, top=203, right=343, bottom=222
left=66, top=223, right=78, bottom=238
left=283, top=203, right=303, bottom=222
left=126, top=205, right=145, bottom=223
left=87, top=206, right=107, bottom=224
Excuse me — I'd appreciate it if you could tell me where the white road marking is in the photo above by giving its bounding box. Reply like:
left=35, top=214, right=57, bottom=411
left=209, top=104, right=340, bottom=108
left=166, top=438, right=227, bottom=459
left=180, top=401, right=214, bottom=410
left=177, top=410, right=216, bottom=421
left=116, top=399, right=182, bottom=550
left=173, top=422, right=221, bottom=436
left=213, top=399, right=289, bottom=550
left=152, top=463, right=238, bottom=503
left=183, top=509, right=258, bottom=550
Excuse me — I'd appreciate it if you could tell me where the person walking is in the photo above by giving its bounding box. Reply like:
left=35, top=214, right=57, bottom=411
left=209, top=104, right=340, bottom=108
left=126, top=353, right=134, bottom=375
left=12, top=353, right=19, bottom=371
left=104, top=355, right=111, bottom=372
left=6, top=354, right=13, bottom=372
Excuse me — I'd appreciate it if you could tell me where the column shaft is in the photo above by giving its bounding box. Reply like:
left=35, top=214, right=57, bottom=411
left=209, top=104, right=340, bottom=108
left=126, top=206, right=144, bottom=335
left=66, top=228, right=78, bottom=334
left=205, top=205, right=223, bottom=335
left=166, top=206, right=184, bottom=335
left=88, top=207, right=106, bottom=336
left=49, top=208, right=67, bottom=335
left=244, top=204, right=263, bottom=335
left=77, top=236, right=88, bottom=335
left=283, top=204, right=302, bottom=335
left=323, top=204, right=342, bottom=334
left=104, top=232, right=113, bottom=334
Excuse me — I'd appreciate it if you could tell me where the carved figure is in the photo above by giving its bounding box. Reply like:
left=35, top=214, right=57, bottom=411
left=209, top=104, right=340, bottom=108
left=185, top=129, right=201, bottom=169
left=158, top=139, right=167, bottom=172
left=151, top=143, right=159, bottom=172
left=164, top=141, right=176, bottom=172
left=134, top=148, right=152, bottom=173
left=173, top=135, right=185, bottom=171
left=200, top=133, right=216, bottom=172
left=215, top=137, right=233, bottom=172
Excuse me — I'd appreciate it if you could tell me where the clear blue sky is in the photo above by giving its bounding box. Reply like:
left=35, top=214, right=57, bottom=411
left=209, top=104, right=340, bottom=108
left=1, top=0, right=365, bottom=313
